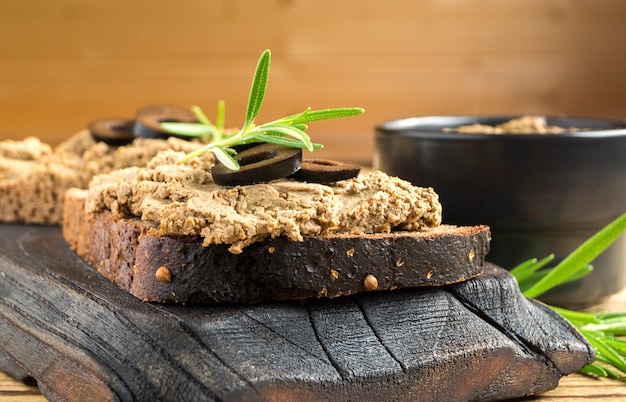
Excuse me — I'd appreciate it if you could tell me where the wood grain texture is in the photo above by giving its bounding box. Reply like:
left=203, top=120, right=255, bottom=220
left=1, top=1, right=625, bottom=163
left=9, top=288, right=626, bottom=401
left=6, top=366, right=626, bottom=402
left=0, top=225, right=593, bottom=401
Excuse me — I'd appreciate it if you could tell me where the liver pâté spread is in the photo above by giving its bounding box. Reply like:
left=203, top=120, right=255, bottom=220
left=449, top=115, right=577, bottom=134
left=86, top=149, right=442, bottom=254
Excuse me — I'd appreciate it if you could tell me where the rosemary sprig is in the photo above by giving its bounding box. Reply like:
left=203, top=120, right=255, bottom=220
left=160, top=49, right=364, bottom=170
left=511, top=212, right=626, bottom=379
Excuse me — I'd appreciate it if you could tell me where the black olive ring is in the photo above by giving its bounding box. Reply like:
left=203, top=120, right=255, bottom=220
left=88, top=117, right=136, bottom=146
left=211, top=143, right=303, bottom=186
left=133, top=104, right=199, bottom=139
left=292, top=158, right=361, bottom=183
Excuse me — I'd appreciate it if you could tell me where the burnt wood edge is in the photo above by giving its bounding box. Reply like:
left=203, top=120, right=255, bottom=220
left=0, top=224, right=594, bottom=401
left=446, top=263, right=595, bottom=376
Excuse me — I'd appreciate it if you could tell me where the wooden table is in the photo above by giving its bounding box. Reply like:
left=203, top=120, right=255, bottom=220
left=2, top=288, right=626, bottom=402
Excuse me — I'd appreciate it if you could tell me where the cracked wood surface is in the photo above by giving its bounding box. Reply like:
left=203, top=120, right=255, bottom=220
left=0, top=225, right=593, bottom=401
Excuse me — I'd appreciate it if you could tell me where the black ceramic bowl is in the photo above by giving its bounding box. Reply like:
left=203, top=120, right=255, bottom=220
left=374, top=115, right=626, bottom=307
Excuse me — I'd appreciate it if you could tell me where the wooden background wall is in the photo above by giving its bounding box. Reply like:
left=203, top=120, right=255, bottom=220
left=1, top=0, right=625, bottom=164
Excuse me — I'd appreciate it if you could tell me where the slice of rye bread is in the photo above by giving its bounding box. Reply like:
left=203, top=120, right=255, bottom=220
left=0, top=132, right=206, bottom=225
left=63, top=188, right=491, bottom=304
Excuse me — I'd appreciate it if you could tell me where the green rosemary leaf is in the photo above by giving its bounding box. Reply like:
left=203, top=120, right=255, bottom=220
left=165, top=49, right=363, bottom=169
left=580, top=362, right=622, bottom=379
left=523, top=213, right=626, bottom=299
left=192, top=105, right=211, bottom=126
left=604, top=337, right=626, bottom=354
left=276, top=108, right=311, bottom=125
left=222, top=147, right=238, bottom=156
left=550, top=306, right=599, bottom=325
left=252, top=133, right=323, bottom=149
left=599, top=366, right=624, bottom=380
left=517, top=263, right=592, bottom=295
left=212, top=146, right=239, bottom=171
left=596, top=312, right=626, bottom=321
left=584, top=330, right=626, bottom=374
left=245, top=49, right=271, bottom=128
left=579, top=362, right=610, bottom=377
left=585, top=323, right=626, bottom=336
left=509, top=258, right=539, bottom=277
left=213, top=101, right=226, bottom=141
left=522, top=263, right=593, bottom=293
left=594, top=355, right=626, bottom=380
left=511, top=214, right=626, bottom=381
left=215, top=100, right=225, bottom=131
left=517, top=278, right=543, bottom=294
left=290, top=107, right=365, bottom=124
left=161, top=122, right=213, bottom=137
left=564, top=263, right=594, bottom=282
left=255, top=125, right=314, bottom=151
left=177, top=144, right=211, bottom=164
left=509, top=255, right=554, bottom=282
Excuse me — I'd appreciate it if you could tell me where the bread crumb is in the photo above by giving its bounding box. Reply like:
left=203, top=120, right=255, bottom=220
left=346, top=248, right=355, bottom=257
left=330, top=269, right=339, bottom=280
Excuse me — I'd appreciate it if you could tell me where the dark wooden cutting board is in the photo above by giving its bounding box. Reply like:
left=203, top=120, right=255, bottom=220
left=0, top=224, right=593, bottom=401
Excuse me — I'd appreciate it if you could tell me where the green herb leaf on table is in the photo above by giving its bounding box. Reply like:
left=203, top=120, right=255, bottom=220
left=511, top=212, right=626, bottom=380
left=522, top=213, right=626, bottom=299
left=160, top=49, right=364, bottom=169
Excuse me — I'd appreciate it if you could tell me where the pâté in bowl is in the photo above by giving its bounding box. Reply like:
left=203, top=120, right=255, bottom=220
left=375, top=114, right=626, bottom=307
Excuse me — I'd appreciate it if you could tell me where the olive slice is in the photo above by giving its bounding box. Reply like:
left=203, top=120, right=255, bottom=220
left=292, top=158, right=361, bottom=183
left=133, top=104, right=198, bottom=139
left=211, top=143, right=302, bottom=186
left=88, top=117, right=136, bottom=146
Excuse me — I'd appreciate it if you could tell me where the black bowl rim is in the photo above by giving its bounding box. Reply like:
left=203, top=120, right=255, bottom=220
left=376, top=115, right=626, bottom=140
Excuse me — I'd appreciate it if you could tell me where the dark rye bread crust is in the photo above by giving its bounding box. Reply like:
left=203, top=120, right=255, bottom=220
left=63, top=189, right=491, bottom=304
